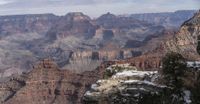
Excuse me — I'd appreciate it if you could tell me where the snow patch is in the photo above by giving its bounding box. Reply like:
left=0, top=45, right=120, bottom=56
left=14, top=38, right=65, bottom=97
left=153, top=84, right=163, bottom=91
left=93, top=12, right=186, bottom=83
left=97, top=80, right=106, bottom=84
left=184, top=90, right=191, bottom=104
left=91, top=84, right=98, bottom=90
left=123, top=80, right=166, bottom=88
left=85, top=91, right=92, bottom=96
left=112, top=70, right=157, bottom=78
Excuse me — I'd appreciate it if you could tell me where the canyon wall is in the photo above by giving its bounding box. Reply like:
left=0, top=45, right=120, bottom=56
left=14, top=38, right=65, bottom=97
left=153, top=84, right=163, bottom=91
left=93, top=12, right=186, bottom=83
left=164, top=10, right=200, bottom=60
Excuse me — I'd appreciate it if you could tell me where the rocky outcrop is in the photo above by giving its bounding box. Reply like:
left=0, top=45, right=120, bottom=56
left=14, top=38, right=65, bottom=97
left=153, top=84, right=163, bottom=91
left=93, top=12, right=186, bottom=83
left=83, top=63, right=168, bottom=104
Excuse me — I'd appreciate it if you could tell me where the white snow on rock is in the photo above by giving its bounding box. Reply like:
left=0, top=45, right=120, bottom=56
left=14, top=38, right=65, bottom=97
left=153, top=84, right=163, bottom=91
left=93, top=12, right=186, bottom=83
left=91, top=84, right=98, bottom=90
left=123, top=80, right=167, bottom=88
left=85, top=91, right=92, bottom=96
left=84, top=63, right=165, bottom=98
left=112, top=70, right=157, bottom=78
left=123, top=80, right=139, bottom=83
left=96, top=80, right=106, bottom=84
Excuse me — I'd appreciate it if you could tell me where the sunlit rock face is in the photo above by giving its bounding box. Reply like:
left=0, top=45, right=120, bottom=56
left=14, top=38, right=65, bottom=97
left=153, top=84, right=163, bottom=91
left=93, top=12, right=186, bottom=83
left=164, top=11, right=200, bottom=60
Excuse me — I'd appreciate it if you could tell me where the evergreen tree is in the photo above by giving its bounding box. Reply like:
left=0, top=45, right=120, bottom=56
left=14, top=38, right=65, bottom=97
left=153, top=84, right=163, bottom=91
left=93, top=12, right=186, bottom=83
left=197, top=35, right=200, bottom=55
left=192, top=35, right=200, bottom=103
left=191, top=72, right=200, bottom=104
left=162, top=52, right=186, bottom=89
left=162, top=52, right=187, bottom=104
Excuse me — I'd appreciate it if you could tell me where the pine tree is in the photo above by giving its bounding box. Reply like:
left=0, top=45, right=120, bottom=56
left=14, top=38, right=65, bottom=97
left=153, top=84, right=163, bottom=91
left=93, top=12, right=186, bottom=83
left=162, top=52, right=186, bottom=104
left=162, top=52, right=186, bottom=89
left=192, top=37, right=200, bottom=103
left=196, top=35, right=200, bottom=55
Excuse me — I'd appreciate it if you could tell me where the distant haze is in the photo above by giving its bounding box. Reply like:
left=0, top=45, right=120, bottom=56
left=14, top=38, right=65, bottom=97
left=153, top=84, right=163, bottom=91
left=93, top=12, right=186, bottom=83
left=0, top=0, right=199, bottom=17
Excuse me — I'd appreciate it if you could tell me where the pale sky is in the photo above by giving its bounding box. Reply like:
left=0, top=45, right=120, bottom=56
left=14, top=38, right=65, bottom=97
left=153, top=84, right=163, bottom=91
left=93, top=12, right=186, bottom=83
left=0, top=0, right=199, bottom=17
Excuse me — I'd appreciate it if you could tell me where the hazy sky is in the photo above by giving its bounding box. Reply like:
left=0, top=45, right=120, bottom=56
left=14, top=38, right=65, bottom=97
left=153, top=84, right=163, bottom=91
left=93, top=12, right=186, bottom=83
left=0, top=0, right=199, bottom=17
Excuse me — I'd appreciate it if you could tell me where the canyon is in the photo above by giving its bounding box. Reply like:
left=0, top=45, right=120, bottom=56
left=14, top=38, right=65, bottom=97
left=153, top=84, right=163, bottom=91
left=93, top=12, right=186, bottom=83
left=0, top=10, right=196, bottom=76
left=0, top=10, right=198, bottom=104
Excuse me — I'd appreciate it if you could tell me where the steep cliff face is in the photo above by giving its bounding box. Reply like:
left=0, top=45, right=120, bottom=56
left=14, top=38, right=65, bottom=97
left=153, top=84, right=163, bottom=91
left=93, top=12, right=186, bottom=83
left=164, top=11, right=200, bottom=60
